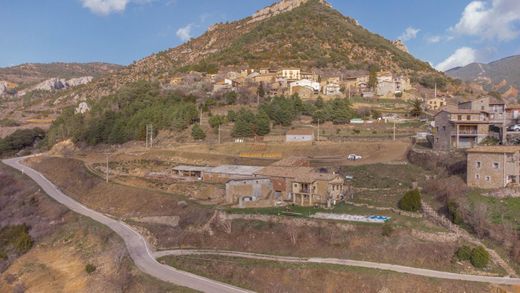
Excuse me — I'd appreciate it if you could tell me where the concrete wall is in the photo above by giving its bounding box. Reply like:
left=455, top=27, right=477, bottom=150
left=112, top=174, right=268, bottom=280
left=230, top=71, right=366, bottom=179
left=225, top=179, right=273, bottom=204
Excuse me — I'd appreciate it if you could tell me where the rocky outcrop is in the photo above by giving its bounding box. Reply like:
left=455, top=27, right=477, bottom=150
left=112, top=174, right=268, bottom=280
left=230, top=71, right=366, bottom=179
left=248, top=0, right=331, bottom=24
left=392, top=40, right=409, bottom=53
left=75, top=102, right=90, bottom=114
left=0, top=81, right=7, bottom=96
left=16, top=76, right=93, bottom=96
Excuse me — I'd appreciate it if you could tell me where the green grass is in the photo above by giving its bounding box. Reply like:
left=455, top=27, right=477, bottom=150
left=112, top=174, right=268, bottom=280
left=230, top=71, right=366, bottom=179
left=467, top=190, right=520, bottom=229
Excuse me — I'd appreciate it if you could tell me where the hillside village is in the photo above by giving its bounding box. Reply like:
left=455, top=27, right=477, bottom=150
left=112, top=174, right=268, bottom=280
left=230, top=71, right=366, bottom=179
left=169, top=67, right=413, bottom=101
left=1, top=0, right=520, bottom=292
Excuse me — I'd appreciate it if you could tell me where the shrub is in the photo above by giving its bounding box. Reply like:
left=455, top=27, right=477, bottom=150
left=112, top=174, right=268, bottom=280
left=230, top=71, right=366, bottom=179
left=85, top=263, right=97, bottom=274
left=398, top=189, right=422, bottom=212
left=191, top=124, right=206, bottom=140
left=470, top=246, right=490, bottom=268
left=455, top=245, right=472, bottom=261
left=382, top=222, right=394, bottom=237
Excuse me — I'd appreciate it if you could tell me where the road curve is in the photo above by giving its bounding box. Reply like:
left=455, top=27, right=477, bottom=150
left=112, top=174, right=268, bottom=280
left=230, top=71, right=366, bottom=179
left=2, top=156, right=252, bottom=293
left=154, top=250, right=520, bottom=286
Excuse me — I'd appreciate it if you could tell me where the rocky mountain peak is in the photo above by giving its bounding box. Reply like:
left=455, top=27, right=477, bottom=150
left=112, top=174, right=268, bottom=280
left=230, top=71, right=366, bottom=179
left=248, top=0, right=331, bottom=24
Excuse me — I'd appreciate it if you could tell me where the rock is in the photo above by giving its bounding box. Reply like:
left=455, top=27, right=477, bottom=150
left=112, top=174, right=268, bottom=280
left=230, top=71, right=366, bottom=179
left=16, top=76, right=93, bottom=97
left=392, top=40, right=409, bottom=53
left=67, top=76, right=93, bottom=87
left=177, top=200, right=188, bottom=207
left=75, top=102, right=90, bottom=114
left=0, top=81, right=8, bottom=96
left=249, top=0, right=331, bottom=24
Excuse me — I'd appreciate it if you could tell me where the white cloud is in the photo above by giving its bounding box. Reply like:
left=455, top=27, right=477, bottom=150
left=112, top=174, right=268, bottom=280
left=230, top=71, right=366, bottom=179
left=436, top=47, right=478, bottom=71
left=176, top=24, right=194, bottom=42
left=398, top=27, right=421, bottom=41
left=426, top=35, right=442, bottom=43
left=452, top=0, right=520, bottom=41
left=81, top=0, right=151, bottom=15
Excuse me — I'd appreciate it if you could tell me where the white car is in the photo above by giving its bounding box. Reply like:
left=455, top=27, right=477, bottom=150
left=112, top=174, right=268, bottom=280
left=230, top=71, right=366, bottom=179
left=508, top=124, right=520, bottom=132
left=347, top=154, right=363, bottom=161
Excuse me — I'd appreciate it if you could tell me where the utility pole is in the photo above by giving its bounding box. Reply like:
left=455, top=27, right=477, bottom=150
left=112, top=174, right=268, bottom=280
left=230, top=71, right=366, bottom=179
left=393, top=120, right=396, bottom=141
left=146, top=124, right=153, bottom=148
left=200, top=108, right=203, bottom=126
left=105, top=153, right=109, bottom=183
left=434, top=82, right=437, bottom=98
left=317, top=118, right=320, bottom=143
left=348, top=85, right=351, bottom=99
left=218, top=124, right=221, bottom=144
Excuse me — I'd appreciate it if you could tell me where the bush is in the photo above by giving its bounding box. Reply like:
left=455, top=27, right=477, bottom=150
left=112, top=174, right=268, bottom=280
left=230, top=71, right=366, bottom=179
left=455, top=245, right=472, bottom=261
left=470, top=246, right=490, bottom=268
left=398, top=189, right=422, bottom=212
left=85, top=263, right=97, bottom=274
left=191, top=124, right=206, bottom=140
left=382, top=222, right=394, bottom=237
left=0, top=224, right=33, bottom=255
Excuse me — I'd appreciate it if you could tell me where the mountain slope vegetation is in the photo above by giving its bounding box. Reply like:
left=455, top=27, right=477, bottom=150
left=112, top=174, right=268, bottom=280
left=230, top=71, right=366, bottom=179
left=446, top=55, right=520, bottom=99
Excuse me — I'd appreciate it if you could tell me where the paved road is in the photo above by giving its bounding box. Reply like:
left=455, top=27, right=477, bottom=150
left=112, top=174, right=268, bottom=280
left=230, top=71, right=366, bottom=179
left=154, top=250, right=520, bottom=286
left=5, top=156, right=520, bottom=288
left=2, top=156, right=252, bottom=293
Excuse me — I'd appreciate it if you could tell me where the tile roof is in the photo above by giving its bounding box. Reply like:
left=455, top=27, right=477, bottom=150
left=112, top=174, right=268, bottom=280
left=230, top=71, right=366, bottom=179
left=294, top=173, right=340, bottom=184
left=467, top=146, right=520, bottom=154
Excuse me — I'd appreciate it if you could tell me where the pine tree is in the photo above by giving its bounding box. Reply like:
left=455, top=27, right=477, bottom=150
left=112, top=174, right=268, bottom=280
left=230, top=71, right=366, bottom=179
left=255, top=111, right=271, bottom=136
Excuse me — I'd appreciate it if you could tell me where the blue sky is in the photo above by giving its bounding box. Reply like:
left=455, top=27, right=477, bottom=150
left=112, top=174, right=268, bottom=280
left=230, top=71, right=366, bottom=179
left=1, top=0, right=519, bottom=71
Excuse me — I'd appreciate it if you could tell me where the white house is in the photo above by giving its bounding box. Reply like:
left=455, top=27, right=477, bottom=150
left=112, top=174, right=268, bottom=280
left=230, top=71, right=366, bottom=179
left=324, top=83, right=341, bottom=96
left=289, top=79, right=321, bottom=95
left=286, top=128, right=315, bottom=142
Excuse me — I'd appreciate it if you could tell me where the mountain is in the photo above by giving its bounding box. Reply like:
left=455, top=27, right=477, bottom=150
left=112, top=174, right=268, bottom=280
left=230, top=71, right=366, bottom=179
left=446, top=55, right=520, bottom=99
left=67, top=0, right=436, bottom=101
left=0, top=62, right=122, bottom=90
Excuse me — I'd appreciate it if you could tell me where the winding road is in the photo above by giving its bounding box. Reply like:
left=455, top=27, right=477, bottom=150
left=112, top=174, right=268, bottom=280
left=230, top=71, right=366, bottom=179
left=3, top=156, right=520, bottom=290
left=2, top=156, right=252, bottom=293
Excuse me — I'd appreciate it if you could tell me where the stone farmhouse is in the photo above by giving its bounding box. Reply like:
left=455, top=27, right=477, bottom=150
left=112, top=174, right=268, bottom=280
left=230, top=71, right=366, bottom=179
left=467, top=146, right=520, bottom=189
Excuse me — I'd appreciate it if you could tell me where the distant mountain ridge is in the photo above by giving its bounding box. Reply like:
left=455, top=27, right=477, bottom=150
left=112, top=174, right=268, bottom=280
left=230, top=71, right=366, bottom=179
left=0, top=62, right=122, bottom=88
left=446, top=55, right=520, bottom=99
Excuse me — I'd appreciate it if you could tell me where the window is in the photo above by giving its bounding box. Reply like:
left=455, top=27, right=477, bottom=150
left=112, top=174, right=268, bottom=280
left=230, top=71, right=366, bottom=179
left=493, top=162, right=500, bottom=169
left=476, top=174, right=480, bottom=180
left=485, top=176, right=491, bottom=181
left=442, top=126, right=446, bottom=131
left=476, top=162, right=481, bottom=168
left=457, top=115, right=462, bottom=120
left=467, top=115, right=471, bottom=120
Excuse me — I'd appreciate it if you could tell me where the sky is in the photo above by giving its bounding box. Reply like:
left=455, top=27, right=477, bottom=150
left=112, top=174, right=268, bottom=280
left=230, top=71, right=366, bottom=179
left=1, top=0, right=520, bottom=71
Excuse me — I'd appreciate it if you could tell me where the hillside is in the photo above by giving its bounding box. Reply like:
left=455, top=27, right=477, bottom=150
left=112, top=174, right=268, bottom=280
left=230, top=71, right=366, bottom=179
left=65, top=0, right=436, bottom=101
left=0, top=62, right=122, bottom=90
left=446, top=55, right=520, bottom=99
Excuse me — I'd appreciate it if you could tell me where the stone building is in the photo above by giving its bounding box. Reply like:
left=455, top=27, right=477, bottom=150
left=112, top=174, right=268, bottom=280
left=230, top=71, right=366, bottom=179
left=467, top=146, right=520, bottom=189
left=291, top=173, right=345, bottom=206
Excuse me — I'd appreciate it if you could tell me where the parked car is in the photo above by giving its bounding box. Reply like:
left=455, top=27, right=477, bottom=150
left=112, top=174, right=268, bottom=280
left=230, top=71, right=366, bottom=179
left=347, top=154, right=363, bottom=160
left=508, top=124, right=520, bottom=132
left=345, top=175, right=354, bottom=180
